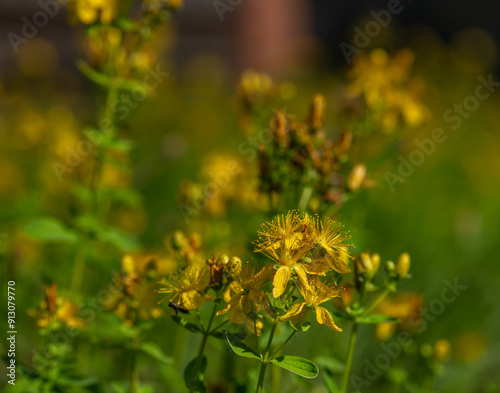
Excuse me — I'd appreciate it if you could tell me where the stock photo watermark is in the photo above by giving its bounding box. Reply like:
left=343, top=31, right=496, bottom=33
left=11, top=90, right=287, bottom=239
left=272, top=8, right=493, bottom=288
left=213, top=0, right=244, bottom=21
left=340, top=0, right=412, bottom=64
left=385, top=73, right=500, bottom=191
left=349, top=277, right=467, bottom=392
left=7, top=0, right=66, bottom=54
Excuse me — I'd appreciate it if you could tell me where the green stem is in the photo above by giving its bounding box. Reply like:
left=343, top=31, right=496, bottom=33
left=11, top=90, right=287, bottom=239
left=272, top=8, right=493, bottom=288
left=210, top=319, right=228, bottom=334
left=298, top=185, right=313, bottom=210
left=189, top=302, right=217, bottom=392
left=362, top=286, right=392, bottom=318
left=130, top=349, right=138, bottom=393
left=271, top=330, right=296, bottom=358
left=341, top=321, right=359, bottom=393
left=71, top=238, right=87, bottom=293
left=256, top=316, right=280, bottom=393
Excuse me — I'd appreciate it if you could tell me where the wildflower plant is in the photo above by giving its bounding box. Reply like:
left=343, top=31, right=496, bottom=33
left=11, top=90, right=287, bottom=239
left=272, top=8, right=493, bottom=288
left=5, top=0, right=463, bottom=391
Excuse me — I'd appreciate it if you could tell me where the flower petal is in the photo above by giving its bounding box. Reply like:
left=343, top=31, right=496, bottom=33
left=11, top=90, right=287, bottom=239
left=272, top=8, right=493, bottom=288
left=280, top=302, right=307, bottom=322
left=293, top=265, right=311, bottom=292
left=216, top=291, right=244, bottom=316
left=325, top=247, right=351, bottom=273
left=315, top=306, right=342, bottom=332
left=273, top=266, right=292, bottom=298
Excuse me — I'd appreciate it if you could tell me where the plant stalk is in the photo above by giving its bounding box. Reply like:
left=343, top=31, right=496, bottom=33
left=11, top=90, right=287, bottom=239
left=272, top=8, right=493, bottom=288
left=341, top=321, right=359, bottom=393
left=256, top=316, right=280, bottom=393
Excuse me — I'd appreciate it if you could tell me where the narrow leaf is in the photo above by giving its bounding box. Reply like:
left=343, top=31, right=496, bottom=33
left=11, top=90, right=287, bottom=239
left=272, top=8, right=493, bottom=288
left=25, top=217, right=77, bottom=243
left=359, top=314, right=399, bottom=324
left=224, top=331, right=261, bottom=360
left=140, top=342, right=172, bottom=364
left=269, top=355, right=319, bottom=378
left=172, top=315, right=202, bottom=333
left=315, top=356, right=345, bottom=373
left=183, top=356, right=207, bottom=393
left=323, top=368, right=341, bottom=393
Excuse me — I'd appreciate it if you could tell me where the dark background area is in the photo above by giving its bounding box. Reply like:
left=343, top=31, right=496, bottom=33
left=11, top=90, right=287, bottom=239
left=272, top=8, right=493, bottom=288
left=2, top=0, right=500, bottom=77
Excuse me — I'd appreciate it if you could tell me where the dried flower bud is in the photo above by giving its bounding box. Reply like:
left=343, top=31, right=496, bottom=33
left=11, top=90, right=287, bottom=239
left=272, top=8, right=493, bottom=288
left=308, top=94, right=326, bottom=129
left=434, top=339, right=451, bottom=361
left=395, top=253, right=411, bottom=279
left=45, top=283, right=58, bottom=315
left=206, top=254, right=229, bottom=286
left=271, top=111, right=289, bottom=146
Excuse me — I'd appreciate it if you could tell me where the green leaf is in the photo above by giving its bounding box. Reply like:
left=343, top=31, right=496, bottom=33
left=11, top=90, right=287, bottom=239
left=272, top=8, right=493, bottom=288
left=315, top=356, right=345, bottom=373
left=77, top=60, right=109, bottom=86
left=269, top=356, right=319, bottom=379
left=140, top=342, right=172, bottom=364
left=291, top=320, right=311, bottom=332
left=172, top=315, right=202, bottom=333
left=100, top=228, right=140, bottom=251
left=323, top=368, right=341, bottom=393
left=209, top=331, right=225, bottom=340
left=224, top=331, right=261, bottom=360
left=25, top=217, right=78, bottom=243
left=358, top=314, right=399, bottom=324
left=183, top=356, right=207, bottom=393
left=110, top=383, right=128, bottom=393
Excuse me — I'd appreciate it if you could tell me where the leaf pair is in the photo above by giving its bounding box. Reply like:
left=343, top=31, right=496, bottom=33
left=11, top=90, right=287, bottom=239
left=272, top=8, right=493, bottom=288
left=224, top=331, right=318, bottom=379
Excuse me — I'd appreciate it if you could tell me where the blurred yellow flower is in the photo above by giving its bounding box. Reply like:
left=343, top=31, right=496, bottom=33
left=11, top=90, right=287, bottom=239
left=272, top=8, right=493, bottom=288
left=28, top=284, right=86, bottom=330
left=347, top=48, right=428, bottom=133
left=70, top=0, right=118, bottom=24
left=280, top=277, right=342, bottom=332
left=158, top=264, right=212, bottom=310
left=217, top=258, right=272, bottom=335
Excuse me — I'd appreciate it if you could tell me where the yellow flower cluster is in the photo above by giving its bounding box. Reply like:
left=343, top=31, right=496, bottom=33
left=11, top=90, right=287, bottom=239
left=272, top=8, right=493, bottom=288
left=106, top=254, right=170, bottom=324
left=347, top=48, right=428, bottom=133
left=254, top=211, right=352, bottom=298
left=217, top=211, right=351, bottom=332
left=28, top=284, right=86, bottom=330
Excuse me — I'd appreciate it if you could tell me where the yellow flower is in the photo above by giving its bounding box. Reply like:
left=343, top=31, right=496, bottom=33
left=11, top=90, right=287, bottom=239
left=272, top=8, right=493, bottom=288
left=70, top=0, right=118, bottom=24
left=255, top=212, right=352, bottom=298
left=312, top=216, right=352, bottom=273
left=217, top=259, right=272, bottom=335
left=158, top=264, right=211, bottom=310
left=280, top=277, right=342, bottom=332
left=375, top=292, right=423, bottom=339
left=28, top=284, right=86, bottom=330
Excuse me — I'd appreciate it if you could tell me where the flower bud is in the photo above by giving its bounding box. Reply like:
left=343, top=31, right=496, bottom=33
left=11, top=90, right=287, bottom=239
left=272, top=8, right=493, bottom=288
left=434, top=339, right=451, bottom=361
left=356, top=253, right=373, bottom=275
left=347, top=163, right=367, bottom=191
left=395, top=252, right=411, bottom=279
left=226, top=256, right=242, bottom=277
left=171, top=230, right=187, bottom=250
left=384, top=260, right=395, bottom=274
left=371, top=253, right=381, bottom=275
